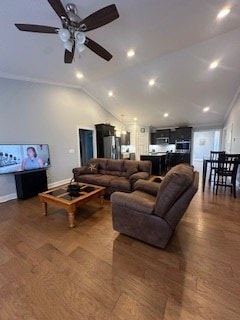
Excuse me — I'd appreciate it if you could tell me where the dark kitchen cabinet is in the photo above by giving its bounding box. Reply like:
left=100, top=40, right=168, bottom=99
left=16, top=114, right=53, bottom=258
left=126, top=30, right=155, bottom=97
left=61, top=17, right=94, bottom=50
left=95, top=123, right=115, bottom=158
left=168, top=152, right=191, bottom=168
left=169, top=130, right=176, bottom=144
left=140, top=155, right=166, bottom=175
left=150, top=132, right=157, bottom=144
left=156, top=129, right=170, bottom=138
left=175, top=127, right=192, bottom=140
left=121, top=132, right=130, bottom=145
left=95, top=123, right=115, bottom=136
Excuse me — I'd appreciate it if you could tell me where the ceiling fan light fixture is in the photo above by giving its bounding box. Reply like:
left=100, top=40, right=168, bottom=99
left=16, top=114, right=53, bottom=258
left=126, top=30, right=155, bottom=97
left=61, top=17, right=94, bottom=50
left=59, top=28, right=71, bottom=42
left=77, top=43, right=85, bottom=53
left=64, top=40, right=73, bottom=52
left=75, top=31, right=86, bottom=45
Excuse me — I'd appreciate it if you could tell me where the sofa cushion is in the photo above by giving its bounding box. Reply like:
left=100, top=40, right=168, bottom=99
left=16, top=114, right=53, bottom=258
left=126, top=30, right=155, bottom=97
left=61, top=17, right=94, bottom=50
left=106, top=159, right=123, bottom=171
left=76, top=174, right=102, bottom=185
left=99, top=169, right=122, bottom=177
left=111, top=190, right=155, bottom=215
left=110, top=177, right=131, bottom=192
left=126, top=166, right=138, bottom=178
left=123, top=160, right=139, bottom=172
left=91, top=175, right=115, bottom=187
left=154, top=164, right=194, bottom=217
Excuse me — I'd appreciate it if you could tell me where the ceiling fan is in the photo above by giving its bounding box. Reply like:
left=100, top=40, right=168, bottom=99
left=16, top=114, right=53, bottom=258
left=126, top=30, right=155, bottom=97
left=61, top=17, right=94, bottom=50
left=15, top=0, right=119, bottom=63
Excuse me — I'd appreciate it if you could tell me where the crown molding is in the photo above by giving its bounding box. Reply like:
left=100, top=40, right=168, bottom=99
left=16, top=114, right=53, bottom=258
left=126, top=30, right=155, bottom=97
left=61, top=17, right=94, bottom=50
left=0, top=71, right=83, bottom=90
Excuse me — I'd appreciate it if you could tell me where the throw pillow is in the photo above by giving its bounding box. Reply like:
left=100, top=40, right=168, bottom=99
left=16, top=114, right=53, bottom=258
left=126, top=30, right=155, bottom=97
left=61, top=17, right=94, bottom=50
left=126, top=166, right=138, bottom=178
left=85, top=163, right=98, bottom=174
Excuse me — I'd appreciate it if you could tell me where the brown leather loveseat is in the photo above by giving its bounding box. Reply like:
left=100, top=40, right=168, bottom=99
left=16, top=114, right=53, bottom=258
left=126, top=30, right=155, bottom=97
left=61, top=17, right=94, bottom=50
left=111, top=164, right=199, bottom=248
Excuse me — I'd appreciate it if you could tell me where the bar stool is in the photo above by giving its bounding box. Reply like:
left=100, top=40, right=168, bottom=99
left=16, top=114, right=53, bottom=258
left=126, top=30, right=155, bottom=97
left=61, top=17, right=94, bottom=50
left=208, top=151, right=225, bottom=183
left=213, top=154, right=239, bottom=198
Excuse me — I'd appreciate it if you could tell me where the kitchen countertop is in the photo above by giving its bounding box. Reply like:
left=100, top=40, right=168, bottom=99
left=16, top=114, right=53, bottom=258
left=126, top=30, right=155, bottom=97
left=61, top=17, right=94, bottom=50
left=148, top=153, right=167, bottom=156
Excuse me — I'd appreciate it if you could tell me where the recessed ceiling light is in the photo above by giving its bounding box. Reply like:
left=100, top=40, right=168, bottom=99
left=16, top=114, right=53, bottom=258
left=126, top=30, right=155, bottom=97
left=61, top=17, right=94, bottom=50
left=127, top=50, right=135, bottom=58
left=164, top=113, right=169, bottom=117
left=149, top=79, right=155, bottom=86
left=76, top=72, right=83, bottom=79
left=209, top=60, right=219, bottom=69
left=133, top=117, right=137, bottom=121
left=217, top=7, right=231, bottom=19
left=108, top=90, right=113, bottom=97
left=203, top=107, right=210, bottom=112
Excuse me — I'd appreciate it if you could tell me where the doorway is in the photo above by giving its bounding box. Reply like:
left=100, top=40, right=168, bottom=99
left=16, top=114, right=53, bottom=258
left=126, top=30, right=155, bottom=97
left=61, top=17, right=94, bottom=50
left=79, top=129, right=94, bottom=166
left=192, top=129, right=221, bottom=172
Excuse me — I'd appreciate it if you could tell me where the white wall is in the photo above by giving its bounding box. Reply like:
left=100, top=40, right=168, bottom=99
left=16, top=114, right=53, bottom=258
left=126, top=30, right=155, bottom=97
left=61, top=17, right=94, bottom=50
left=224, top=94, right=240, bottom=187
left=224, top=96, right=240, bottom=153
left=193, top=131, right=217, bottom=160
left=0, top=78, right=120, bottom=200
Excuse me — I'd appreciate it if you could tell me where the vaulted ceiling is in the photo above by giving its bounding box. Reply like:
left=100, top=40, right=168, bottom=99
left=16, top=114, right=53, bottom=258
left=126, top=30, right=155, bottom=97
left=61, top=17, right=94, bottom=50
left=1, top=0, right=240, bottom=127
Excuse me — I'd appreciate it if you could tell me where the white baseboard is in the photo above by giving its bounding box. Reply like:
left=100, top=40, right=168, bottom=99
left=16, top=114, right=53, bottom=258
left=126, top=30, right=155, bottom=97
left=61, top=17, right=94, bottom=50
left=0, top=192, right=17, bottom=203
left=48, top=178, right=71, bottom=189
left=0, top=178, right=71, bottom=203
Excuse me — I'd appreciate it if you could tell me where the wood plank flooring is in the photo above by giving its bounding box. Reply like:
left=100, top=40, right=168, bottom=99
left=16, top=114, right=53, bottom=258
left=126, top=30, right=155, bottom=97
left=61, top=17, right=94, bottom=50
left=0, top=176, right=240, bottom=319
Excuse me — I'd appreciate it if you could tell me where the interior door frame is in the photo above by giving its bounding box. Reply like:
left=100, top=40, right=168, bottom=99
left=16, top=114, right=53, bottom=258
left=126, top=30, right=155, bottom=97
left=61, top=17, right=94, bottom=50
left=222, top=124, right=233, bottom=153
left=77, top=125, right=97, bottom=166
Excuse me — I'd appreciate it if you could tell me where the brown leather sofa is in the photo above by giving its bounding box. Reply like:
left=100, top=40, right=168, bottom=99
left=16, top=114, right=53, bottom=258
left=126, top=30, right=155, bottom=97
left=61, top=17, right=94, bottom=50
left=73, top=158, right=152, bottom=196
left=111, top=164, right=199, bottom=248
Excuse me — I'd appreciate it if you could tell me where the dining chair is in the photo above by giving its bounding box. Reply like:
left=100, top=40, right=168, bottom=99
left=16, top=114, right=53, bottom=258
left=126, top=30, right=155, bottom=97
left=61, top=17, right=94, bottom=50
left=208, top=151, right=225, bottom=183
left=213, top=154, right=240, bottom=198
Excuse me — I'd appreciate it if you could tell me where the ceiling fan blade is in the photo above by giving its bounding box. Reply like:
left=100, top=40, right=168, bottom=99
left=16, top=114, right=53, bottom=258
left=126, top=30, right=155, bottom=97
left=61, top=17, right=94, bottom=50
left=15, top=24, right=59, bottom=34
left=64, top=43, right=75, bottom=64
left=80, top=4, right=119, bottom=31
left=47, top=0, right=69, bottom=24
left=85, top=37, right=112, bottom=61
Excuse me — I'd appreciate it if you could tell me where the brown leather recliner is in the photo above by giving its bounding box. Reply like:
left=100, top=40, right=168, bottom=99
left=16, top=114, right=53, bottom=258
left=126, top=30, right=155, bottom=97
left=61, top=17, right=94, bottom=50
left=111, top=164, right=199, bottom=248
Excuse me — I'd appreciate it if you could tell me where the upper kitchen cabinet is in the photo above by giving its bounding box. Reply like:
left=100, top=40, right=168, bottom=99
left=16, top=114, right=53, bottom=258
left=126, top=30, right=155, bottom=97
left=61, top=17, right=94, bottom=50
left=95, top=123, right=115, bottom=137
left=156, top=129, right=170, bottom=138
left=175, top=127, right=192, bottom=140
left=121, top=132, right=130, bottom=145
left=169, top=130, right=176, bottom=144
left=150, top=132, right=157, bottom=144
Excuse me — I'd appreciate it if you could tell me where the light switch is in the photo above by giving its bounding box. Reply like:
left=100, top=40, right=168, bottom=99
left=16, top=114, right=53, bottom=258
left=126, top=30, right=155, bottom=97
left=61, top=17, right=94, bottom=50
left=69, top=149, right=75, bottom=154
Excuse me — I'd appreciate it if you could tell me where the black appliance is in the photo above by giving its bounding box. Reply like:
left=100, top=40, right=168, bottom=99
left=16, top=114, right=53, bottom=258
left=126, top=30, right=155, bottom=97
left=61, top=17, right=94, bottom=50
left=175, top=140, right=190, bottom=153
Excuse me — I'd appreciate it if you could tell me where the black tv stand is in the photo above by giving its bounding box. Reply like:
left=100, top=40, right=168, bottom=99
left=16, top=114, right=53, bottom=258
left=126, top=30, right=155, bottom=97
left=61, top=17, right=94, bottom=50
left=14, top=169, right=48, bottom=200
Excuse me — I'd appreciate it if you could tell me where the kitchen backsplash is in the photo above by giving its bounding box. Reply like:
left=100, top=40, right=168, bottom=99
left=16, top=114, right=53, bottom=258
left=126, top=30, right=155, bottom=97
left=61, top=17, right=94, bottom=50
left=121, top=145, right=136, bottom=153
left=149, top=144, right=176, bottom=153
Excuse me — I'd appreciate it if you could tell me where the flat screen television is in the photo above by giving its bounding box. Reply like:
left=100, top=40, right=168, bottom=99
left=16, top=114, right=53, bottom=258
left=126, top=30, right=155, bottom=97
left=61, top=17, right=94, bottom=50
left=0, top=144, right=50, bottom=174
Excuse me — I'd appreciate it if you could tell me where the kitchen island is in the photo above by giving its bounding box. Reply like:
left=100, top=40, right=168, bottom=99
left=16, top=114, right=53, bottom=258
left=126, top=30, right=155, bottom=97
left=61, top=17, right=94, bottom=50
left=140, top=154, right=166, bottom=175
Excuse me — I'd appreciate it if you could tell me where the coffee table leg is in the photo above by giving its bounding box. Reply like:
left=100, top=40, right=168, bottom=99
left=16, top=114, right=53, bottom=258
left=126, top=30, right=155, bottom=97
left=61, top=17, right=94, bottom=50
left=42, top=202, right=47, bottom=216
left=100, top=195, right=104, bottom=208
left=68, top=211, right=75, bottom=228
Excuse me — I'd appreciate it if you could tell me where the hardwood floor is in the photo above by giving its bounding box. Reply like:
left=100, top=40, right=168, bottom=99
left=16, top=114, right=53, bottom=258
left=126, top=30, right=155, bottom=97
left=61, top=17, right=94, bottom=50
left=0, top=177, right=240, bottom=319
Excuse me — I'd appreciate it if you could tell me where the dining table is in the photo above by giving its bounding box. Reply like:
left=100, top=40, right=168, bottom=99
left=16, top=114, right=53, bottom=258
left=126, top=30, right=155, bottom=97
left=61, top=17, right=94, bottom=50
left=202, top=158, right=216, bottom=192
left=202, top=157, right=240, bottom=192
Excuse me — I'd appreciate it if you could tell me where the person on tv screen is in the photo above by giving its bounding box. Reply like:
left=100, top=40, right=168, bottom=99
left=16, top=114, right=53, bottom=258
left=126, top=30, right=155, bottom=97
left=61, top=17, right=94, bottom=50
left=22, top=147, right=44, bottom=170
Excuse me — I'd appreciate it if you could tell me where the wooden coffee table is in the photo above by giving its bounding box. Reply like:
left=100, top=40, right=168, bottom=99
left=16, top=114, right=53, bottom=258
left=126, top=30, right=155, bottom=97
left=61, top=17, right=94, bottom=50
left=38, top=183, right=105, bottom=228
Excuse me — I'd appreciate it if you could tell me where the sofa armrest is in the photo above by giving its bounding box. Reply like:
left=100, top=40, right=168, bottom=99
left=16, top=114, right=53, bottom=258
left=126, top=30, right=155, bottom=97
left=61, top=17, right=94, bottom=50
left=111, top=191, right=155, bottom=215
left=134, top=179, right=160, bottom=196
left=72, top=166, right=87, bottom=180
left=129, top=172, right=149, bottom=184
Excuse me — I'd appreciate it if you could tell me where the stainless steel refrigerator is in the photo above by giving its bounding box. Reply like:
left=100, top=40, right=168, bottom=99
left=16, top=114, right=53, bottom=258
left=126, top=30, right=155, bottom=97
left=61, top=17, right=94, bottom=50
left=104, top=136, right=121, bottom=159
